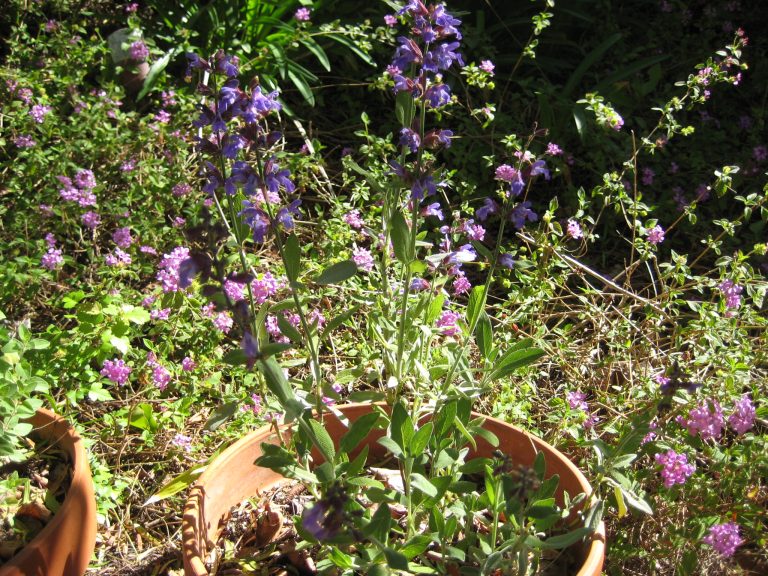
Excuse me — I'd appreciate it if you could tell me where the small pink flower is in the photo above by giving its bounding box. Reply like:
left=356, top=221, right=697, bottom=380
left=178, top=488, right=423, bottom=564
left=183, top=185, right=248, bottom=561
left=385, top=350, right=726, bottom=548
left=567, top=219, right=583, bottom=239
left=153, top=365, right=171, bottom=390
left=150, top=308, right=171, bottom=320
left=566, top=391, right=588, bottom=412
left=294, top=7, right=311, bottom=21
left=677, top=400, right=724, bottom=441
left=494, top=164, right=518, bottom=183
left=42, top=247, right=63, bottom=270
left=352, top=245, right=374, bottom=272
left=212, top=312, right=233, bottom=334
left=29, top=104, right=52, bottom=123
left=479, top=60, right=495, bottom=74
left=172, top=434, right=193, bottom=452
left=129, top=40, right=149, bottom=62
left=728, top=395, right=755, bottom=435
left=436, top=310, right=461, bottom=336
left=343, top=209, right=364, bottom=229
left=452, top=275, right=471, bottom=295
left=546, top=142, right=562, bottom=156
left=647, top=225, right=665, bottom=245
left=384, top=14, right=397, bottom=27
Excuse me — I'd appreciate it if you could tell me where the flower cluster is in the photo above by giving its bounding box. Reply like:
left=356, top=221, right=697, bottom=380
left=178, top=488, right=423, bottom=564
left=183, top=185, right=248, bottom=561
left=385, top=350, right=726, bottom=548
left=654, top=449, right=696, bottom=488
left=646, top=225, right=665, bottom=245
left=57, top=169, right=98, bottom=207
left=566, top=390, right=599, bottom=428
left=129, top=40, right=149, bottom=62
left=677, top=395, right=755, bottom=440
left=718, top=279, right=743, bottom=311
left=676, top=400, right=724, bottom=440
left=41, top=234, right=64, bottom=270
left=156, top=246, right=191, bottom=292
left=727, top=395, right=755, bottom=435
left=702, top=522, right=744, bottom=557
left=101, top=358, right=131, bottom=385
left=186, top=50, right=301, bottom=245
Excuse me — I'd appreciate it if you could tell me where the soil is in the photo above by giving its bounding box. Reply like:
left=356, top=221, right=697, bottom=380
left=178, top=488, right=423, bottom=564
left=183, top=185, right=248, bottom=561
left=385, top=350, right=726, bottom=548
left=207, top=481, right=315, bottom=576
left=0, top=436, right=73, bottom=565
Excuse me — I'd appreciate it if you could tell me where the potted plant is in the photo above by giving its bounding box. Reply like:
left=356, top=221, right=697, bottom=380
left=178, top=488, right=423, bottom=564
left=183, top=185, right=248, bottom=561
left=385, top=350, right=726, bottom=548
left=0, top=319, right=97, bottom=576
left=177, top=2, right=605, bottom=573
left=182, top=403, right=606, bottom=575
left=106, top=28, right=150, bottom=97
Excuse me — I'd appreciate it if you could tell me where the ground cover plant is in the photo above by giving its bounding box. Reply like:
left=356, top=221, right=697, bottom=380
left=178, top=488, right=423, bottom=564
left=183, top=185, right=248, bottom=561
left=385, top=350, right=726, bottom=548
left=0, top=0, right=766, bottom=575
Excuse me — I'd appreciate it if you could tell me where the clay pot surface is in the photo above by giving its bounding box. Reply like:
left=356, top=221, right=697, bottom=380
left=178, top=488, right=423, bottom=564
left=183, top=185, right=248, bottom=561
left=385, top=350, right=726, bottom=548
left=0, top=409, right=97, bottom=576
left=182, top=403, right=605, bottom=575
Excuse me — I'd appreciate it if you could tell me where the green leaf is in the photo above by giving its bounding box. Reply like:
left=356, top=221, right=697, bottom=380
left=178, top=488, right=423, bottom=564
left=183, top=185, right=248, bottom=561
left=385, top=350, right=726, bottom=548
left=28, top=338, right=50, bottom=350
left=541, top=527, right=594, bottom=549
left=400, top=535, right=433, bottom=559
left=109, top=335, right=130, bottom=354
left=390, top=211, right=412, bottom=264
left=308, top=418, right=336, bottom=463
left=395, top=89, right=416, bottom=127
left=123, top=306, right=150, bottom=325
left=277, top=314, right=303, bottom=344
left=610, top=453, right=638, bottom=470
left=466, top=285, right=486, bottom=330
left=315, top=461, right=335, bottom=484
left=468, top=424, right=498, bottom=448
left=490, top=346, right=545, bottom=380
left=562, top=32, right=622, bottom=98
left=383, top=547, right=409, bottom=571
left=144, top=464, right=206, bottom=505
left=585, top=499, right=605, bottom=531
left=340, top=411, right=381, bottom=454
left=287, top=68, right=315, bottom=106
left=299, top=38, right=330, bottom=71
left=257, top=357, right=304, bottom=421
left=364, top=501, right=392, bottom=542
left=410, top=473, right=437, bottom=497
left=618, top=485, right=653, bottom=515
left=130, top=404, right=158, bottom=432
left=474, top=311, right=493, bottom=360
left=377, top=436, right=404, bottom=458
left=205, top=401, right=239, bottom=431
left=390, top=402, right=413, bottom=453
left=136, top=49, right=178, bottom=101
left=315, top=260, right=358, bottom=285
left=326, top=33, right=375, bottom=66
left=222, top=349, right=247, bottom=365
left=321, top=305, right=359, bottom=341
left=283, top=234, right=301, bottom=283
left=259, top=342, right=293, bottom=358
left=409, top=422, right=433, bottom=456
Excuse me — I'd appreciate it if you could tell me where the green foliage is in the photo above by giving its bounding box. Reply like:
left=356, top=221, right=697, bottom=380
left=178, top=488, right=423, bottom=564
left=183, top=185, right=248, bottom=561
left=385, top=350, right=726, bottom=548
left=0, top=314, right=50, bottom=460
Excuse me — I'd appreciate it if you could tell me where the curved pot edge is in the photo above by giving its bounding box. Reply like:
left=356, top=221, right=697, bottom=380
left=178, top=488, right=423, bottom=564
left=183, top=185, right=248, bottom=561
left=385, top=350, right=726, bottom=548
left=0, top=408, right=98, bottom=576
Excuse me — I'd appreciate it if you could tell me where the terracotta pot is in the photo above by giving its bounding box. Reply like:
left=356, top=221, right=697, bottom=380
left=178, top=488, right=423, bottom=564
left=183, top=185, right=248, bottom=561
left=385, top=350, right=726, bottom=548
left=182, top=403, right=605, bottom=575
left=0, top=409, right=97, bottom=576
left=118, top=62, right=149, bottom=98
left=106, top=28, right=149, bottom=98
